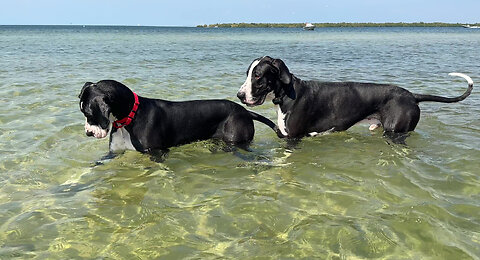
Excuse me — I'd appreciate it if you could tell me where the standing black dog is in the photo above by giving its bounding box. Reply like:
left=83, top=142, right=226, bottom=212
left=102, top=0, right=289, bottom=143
left=79, top=80, right=278, bottom=153
left=237, top=56, right=473, bottom=142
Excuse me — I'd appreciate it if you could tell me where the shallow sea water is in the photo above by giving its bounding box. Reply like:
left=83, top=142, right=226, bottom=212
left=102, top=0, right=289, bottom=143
left=0, top=26, right=480, bottom=259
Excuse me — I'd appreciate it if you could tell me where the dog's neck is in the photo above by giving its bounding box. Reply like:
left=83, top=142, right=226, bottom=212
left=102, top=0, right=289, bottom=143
left=272, top=75, right=298, bottom=106
left=108, top=86, right=138, bottom=121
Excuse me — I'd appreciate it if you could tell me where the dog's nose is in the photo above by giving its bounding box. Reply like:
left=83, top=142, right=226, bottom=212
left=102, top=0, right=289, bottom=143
left=237, top=92, right=245, bottom=100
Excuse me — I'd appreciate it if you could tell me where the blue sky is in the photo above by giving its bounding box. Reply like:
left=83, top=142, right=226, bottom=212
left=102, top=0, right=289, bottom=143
left=1, top=0, right=479, bottom=26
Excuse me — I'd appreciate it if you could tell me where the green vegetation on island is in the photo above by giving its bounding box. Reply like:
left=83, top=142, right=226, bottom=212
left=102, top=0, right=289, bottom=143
left=197, top=22, right=479, bottom=28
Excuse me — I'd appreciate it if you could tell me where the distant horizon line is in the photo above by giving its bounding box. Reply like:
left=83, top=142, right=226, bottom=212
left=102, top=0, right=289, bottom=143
left=0, top=24, right=191, bottom=27
left=1, top=21, right=479, bottom=28
left=199, top=22, right=480, bottom=28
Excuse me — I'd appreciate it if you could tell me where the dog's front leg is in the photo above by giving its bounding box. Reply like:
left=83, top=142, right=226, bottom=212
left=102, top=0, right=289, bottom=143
left=285, top=137, right=302, bottom=150
left=93, top=151, right=119, bottom=166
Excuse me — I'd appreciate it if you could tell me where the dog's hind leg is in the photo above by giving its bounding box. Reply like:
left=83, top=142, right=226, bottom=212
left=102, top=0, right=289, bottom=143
left=146, top=149, right=169, bottom=163
left=221, top=114, right=255, bottom=144
left=233, top=141, right=253, bottom=152
left=381, top=100, right=420, bottom=140
left=383, top=131, right=410, bottom=145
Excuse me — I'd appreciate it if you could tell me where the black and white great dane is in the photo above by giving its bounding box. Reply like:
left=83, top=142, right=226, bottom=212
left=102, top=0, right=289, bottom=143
left=78, top=80, right=278, bottom=154
left=237, top=56, right=474, bottom=142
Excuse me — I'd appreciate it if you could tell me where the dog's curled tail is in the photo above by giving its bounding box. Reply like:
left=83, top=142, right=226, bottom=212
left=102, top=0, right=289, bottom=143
left=414, top=73, right=473, bottom=103
left=248, top=111, right=286, bottom=138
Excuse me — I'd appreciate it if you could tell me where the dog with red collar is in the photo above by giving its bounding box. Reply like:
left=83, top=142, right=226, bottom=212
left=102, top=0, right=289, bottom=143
left=79, top=80, right=279, bottom=153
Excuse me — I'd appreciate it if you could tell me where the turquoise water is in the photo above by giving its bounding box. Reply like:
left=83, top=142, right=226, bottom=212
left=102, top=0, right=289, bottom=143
left=1, top=25, right=480, bottom=259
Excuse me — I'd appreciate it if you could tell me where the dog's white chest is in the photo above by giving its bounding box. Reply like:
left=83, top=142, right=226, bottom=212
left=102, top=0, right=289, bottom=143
left=276, top=105, right=289, bottom=136
left=110, top=128, right=136, bottom=152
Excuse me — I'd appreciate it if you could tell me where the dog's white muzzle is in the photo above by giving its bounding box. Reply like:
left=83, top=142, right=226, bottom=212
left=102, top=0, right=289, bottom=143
left=85, top=120, right=108, bottom=139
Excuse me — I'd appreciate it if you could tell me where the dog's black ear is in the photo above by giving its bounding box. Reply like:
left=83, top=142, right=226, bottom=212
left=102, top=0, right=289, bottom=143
left=99, top=97, right=111, bottom=117
left=272, top=59, right=292, bottom=85
left=98, top=97, right=112, bottom=129
left=272, top=59, right=295, bottom=100
left=78, top=82, right=95, bottom=99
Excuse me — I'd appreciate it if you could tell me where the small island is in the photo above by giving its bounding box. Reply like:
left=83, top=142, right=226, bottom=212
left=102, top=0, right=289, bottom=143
left=197, top=22, right=479, bottom=28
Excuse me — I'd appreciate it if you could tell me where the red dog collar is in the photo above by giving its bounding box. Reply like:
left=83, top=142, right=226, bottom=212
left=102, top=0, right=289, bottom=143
left=113, top=92, right=139, bottom=129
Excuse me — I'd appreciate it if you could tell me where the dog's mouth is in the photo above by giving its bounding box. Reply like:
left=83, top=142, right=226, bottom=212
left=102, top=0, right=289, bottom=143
left=85, top=121, right=109, bottom=139
left=243, top=95, right=267, bottom=107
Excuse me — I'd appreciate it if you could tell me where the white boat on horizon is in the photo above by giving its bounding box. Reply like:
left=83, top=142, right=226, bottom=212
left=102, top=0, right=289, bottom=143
left=303, top=23, right=315, bottom=30
left=462, top=24, right=480, bottom=29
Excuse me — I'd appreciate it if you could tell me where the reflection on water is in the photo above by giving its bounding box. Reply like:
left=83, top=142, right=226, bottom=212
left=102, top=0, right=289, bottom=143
left=0, top=26, right=479, bottom=259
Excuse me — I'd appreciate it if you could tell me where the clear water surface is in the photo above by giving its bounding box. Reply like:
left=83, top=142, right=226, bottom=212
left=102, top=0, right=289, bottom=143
left=0, top=25, right=479, bottom=259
